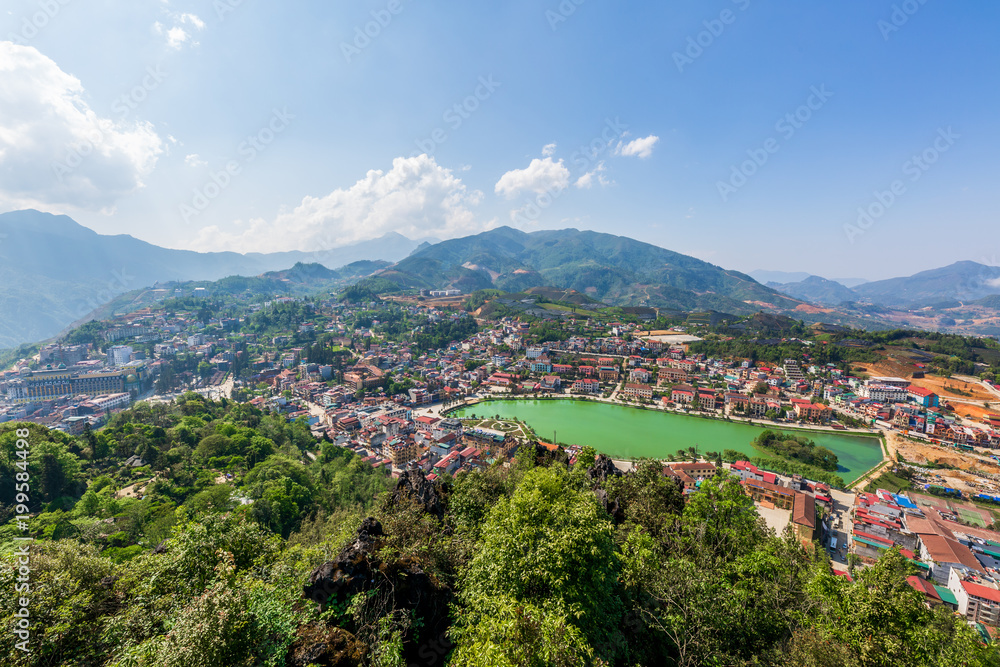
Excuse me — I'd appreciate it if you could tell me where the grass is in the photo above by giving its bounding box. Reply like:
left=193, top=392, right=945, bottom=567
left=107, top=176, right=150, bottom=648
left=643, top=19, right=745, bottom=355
left=460, top=417, right=535, bottom=439
left=864, top=471, right=913, bottom=494
left=956, top=507, right=988, bottom=528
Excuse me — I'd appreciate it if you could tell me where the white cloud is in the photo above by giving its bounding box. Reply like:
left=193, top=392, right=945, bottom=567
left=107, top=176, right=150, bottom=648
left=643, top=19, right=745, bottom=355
left=180, top=13, right=206, bottom=30
left=494, top=157, right=570, bottom=199
left=184, top=154, right=207, bottom=168
left=154, top=12, right=204, bottom=50
left=541, top=143, right=557, bottom=157
left=575, top=161, right=609, bottom=189
left=0, top=42, right=164, bottom=212
left=986, top=277, right=1000, bottom=289
left=615, top=134, right=659, bottom=159
left=192, top=154, right=488, bottom=253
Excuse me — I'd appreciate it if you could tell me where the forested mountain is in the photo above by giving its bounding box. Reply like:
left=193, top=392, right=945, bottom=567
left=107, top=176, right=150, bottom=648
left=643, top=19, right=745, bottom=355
left=767, top=275, right=861, bottom=306
left=852, top=261, right=1000, bottom=307
left=0, top=397, right=993, bottom=666
left=0, top=210, right=427, bottom=348
left=375, top=227, right=805, bottom=314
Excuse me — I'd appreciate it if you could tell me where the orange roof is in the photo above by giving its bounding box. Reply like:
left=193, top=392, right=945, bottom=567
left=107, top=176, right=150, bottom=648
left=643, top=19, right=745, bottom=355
left=920, top=534, right=983, bottom=573
left=963, top=580, right=1000, bottom=604
left=907, top=576, right=941, bottom=601
left=905, top=516, right=943, bottom=535
left=793, top=493, right=816, bottom=529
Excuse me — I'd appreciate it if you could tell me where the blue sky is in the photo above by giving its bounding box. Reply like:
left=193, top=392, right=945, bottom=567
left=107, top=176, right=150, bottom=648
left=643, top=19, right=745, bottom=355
left=1, top=0, right=997, bottom=280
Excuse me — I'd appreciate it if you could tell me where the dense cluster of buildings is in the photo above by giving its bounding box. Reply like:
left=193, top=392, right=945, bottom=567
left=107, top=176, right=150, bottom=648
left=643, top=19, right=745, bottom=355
left=827, top=375, right=999, bottom=447
left=847, top=486, right=1000, bottom=631
left=0, top=345, right=153, bottom=431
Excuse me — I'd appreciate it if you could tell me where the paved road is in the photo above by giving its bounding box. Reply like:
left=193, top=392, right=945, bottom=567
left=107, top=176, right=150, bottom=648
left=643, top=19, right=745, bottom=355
left=827, top=487, right=856, bottom=566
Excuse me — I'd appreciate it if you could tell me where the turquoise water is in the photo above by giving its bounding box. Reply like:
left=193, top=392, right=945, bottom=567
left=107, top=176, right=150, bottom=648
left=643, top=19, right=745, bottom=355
left=453, top=399, right=883, bottom=483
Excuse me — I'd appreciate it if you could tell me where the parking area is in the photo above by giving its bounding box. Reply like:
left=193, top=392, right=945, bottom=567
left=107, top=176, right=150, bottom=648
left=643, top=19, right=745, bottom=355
left=756, top=503, right=793, bottom=536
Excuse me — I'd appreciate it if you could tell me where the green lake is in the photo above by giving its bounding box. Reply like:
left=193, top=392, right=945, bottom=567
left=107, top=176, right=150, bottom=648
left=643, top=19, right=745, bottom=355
left=452, top=399, right=883, bottom=483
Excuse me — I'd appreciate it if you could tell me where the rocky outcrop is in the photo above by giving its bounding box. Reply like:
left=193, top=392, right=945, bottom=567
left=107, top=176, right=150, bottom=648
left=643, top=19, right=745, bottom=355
left=298, top=516, right=452, bottom=667
left=594, top=488, right=626, bottom=524
left=587, top=454, right=623, bottom=484
left=389, top=469, right=445, bottom=520
left=303, top=517, right=384, bottom=606
left=286, top=624, right=366, bottom=667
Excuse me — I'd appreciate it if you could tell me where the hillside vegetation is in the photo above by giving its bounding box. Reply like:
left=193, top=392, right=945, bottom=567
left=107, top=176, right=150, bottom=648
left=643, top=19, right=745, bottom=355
left=754, top=430, right=840, bottom=472
left=0, top=397, right=994, bottom=666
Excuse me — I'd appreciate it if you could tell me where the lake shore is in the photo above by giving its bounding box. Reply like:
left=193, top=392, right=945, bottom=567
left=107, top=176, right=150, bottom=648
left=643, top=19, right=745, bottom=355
left=446, top=396, right=885, bottom=485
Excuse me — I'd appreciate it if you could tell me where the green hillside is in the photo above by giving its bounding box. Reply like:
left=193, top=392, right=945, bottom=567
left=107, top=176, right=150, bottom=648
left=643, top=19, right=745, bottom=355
left=375, top=227, right=803, bottom=315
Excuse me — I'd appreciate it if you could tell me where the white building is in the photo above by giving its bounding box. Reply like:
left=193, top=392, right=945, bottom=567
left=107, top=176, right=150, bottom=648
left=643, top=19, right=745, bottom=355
left=861, top=384, right=908, bottom=403
left=107, top=346, right=133, bottom=366
left=948, top=567, right=1000, bottom=625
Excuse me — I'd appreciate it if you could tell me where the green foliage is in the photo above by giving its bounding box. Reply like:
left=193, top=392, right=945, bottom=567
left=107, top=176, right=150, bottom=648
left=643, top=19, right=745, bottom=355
left=0, top=423, right=85, bottom=509
left=755, top=429, right=840, bottom=472
left=747, top=456, right=846, bottom=488
left=339, top=277, right=403, bottom=303
left=412, top=315, right=478, bottom=353
left=0, top=404, right=994, bottom=666
left=457, top=465, right=621, bottom=656
left=449, top=595, right=594, bottom=667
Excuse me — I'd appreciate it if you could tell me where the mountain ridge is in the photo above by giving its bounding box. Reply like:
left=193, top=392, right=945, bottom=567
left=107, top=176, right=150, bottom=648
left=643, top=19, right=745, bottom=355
left=372, top=226, right=805, bottom=315
left=0, top=209, right=431, bottom=347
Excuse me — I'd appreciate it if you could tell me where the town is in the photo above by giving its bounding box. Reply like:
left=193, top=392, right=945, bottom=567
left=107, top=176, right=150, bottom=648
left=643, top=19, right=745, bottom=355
left=5, top=283, right=1000, bottom=640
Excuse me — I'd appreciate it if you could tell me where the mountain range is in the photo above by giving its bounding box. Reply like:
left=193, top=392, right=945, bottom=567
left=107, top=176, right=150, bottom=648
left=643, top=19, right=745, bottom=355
left=370, top=226, right=804, bottom=314
left=0, top=209, right=430, bottom=348
left=765, top=262, right=1000, bottom=308
left=5, top=208, right=1000, bottom=350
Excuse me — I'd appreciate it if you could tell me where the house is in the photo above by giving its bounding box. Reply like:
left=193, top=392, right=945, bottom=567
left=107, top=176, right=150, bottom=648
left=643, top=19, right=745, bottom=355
left=598, top=367, right=620, bottom=382
left=725, top=393, right=750, bottom=411
left=668, top=461, right=717, bottom=480
left=697, top=390, right=718, bottom=410
left=920, top=533, right=985, bottom=585
left=908, top=386, right=940, bottom=408
left=670, top=385, right=695, bottom=405
left=622, top=383, right=653, bottom=400
left=571, top=378, right=601, bottom=394
left=657, top=367, right=688, bottom=384
left=742, top=478, right=795, bottom=509
left=541, top=375, right=562, bottom=390
left=742, top=477, right=817, bottom=543
left=629, top=368, right=652, bottom=384
left=791, top=399, right=833, bottom=422
left=949, top=568, right=1000, bottom=626
left=730, top=461, right=779, bottom=485
left=530, top=360, right=552, bottom=374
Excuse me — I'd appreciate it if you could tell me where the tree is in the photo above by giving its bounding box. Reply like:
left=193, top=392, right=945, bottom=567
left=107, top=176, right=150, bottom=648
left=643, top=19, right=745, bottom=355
left=456, top=465, right=622, bottom=658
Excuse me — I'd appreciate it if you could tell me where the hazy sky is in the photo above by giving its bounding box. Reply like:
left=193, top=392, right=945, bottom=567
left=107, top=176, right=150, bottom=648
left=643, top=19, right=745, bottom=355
left=1, top=1, right=997, bottom=280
